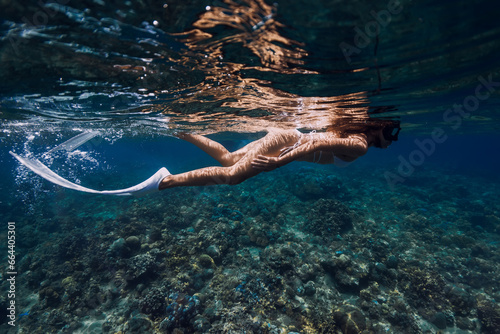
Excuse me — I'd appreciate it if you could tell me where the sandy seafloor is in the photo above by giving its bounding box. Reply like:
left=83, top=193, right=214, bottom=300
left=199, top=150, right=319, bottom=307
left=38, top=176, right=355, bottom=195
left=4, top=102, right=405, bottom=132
left=1, top=142, right=499, bottom=334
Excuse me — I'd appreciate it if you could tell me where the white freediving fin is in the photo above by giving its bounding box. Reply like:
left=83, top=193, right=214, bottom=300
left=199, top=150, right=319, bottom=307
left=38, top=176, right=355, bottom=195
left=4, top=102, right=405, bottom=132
left=10, top=151, right=170, bottom=197
left=98, top=167, right=170, bottom=196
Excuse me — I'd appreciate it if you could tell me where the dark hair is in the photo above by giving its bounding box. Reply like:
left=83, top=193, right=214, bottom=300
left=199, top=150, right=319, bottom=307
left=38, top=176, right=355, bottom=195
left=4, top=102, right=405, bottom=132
left=328, top=118, right=401, bottom=141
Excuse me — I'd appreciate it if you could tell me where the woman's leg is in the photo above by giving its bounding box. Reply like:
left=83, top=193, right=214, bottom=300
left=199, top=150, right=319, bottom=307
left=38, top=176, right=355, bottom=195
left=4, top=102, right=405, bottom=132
left=159, top=163, right=259, bottom=189
left=178, top=132, right=270, bottom=167
left=161, top=129, right=300, bottom=190
left=178, top=133, right=234, bottom=166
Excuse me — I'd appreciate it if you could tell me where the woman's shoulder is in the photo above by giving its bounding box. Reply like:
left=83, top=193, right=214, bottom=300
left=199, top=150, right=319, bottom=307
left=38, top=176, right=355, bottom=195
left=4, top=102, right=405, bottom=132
left=330, top=133, right=369, bottom=156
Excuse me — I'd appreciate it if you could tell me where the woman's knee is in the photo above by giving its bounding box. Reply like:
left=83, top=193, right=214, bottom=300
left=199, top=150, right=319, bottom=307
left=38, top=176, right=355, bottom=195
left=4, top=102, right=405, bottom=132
left=220, top=153, right=235, bottom=167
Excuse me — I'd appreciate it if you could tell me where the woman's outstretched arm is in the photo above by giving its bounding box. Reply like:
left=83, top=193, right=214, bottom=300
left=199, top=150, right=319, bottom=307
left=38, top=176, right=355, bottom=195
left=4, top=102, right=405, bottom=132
left=251, top=134, right=368, bottom=171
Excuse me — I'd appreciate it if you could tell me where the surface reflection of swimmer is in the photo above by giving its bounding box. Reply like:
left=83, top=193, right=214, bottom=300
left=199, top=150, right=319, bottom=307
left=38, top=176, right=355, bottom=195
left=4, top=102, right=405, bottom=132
left=158, top=120, right=400, bottom=190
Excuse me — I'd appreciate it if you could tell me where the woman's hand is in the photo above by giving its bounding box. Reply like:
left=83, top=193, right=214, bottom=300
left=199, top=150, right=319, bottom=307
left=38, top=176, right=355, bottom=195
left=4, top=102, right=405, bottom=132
left=251, top=155, right=280, bottom=171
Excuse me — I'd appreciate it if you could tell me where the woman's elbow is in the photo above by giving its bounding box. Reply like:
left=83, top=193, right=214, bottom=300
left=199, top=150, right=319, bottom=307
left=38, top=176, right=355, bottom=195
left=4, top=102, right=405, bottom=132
left=357, top=144, right=369, bottom=156
left=351, top=139, right=368, bottom=157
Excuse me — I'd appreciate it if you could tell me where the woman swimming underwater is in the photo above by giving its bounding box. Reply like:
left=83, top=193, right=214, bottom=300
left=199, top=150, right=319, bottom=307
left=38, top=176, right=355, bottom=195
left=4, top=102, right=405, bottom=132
left=158, top=120, right=400, bottom=190
left=10, top=119, right=400, bottom=196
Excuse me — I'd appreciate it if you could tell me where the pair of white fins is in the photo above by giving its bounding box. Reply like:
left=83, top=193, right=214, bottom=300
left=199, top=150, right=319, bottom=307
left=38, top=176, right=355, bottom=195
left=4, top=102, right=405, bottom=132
left=10, top=131, right=170, bottom=197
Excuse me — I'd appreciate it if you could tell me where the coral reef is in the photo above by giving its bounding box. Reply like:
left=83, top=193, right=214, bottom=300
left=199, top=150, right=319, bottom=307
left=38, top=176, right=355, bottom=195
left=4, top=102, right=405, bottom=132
left=1, top=166, right=499, bottom=333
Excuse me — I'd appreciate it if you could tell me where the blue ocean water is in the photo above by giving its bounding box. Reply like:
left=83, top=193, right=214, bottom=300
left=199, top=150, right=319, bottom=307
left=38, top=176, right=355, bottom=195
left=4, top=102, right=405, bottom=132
left=1, top=0, right=500, bottom=333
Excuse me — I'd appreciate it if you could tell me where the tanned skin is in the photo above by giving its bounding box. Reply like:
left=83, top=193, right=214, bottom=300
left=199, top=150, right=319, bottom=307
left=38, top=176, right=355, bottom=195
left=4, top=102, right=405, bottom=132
left=159, top=128, right=391, bottom=190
